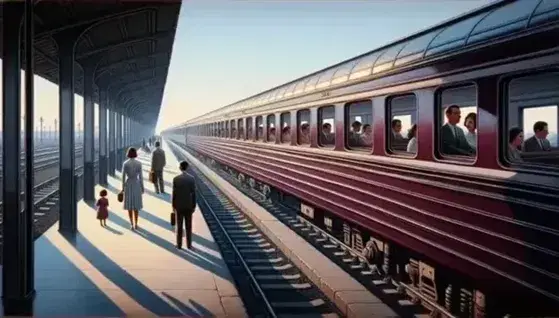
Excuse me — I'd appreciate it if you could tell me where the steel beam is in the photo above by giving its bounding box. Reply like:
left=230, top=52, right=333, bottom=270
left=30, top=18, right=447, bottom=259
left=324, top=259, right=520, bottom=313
left=94, top=52, right=170, bottom=80
left=55, top=31, right=78, bottom=233
left=77, top=31, right=173, bottom=60
left=2, top=2, right=34, bottom=314
left=99, top=89, right=108, bottom=184
left=82, top=64, right=95, bottom=201
left=108, top=105, right=116, bottom=176
left=116, top=112, right=122, bottom=170
left=23, top=0, right=36, bottom=308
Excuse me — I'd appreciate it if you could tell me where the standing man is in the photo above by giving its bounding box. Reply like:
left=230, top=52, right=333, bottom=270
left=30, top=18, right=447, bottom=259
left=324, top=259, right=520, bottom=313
left=172, top=161, right=197, bottom=249
left=150, top=141, right=166, bottom=194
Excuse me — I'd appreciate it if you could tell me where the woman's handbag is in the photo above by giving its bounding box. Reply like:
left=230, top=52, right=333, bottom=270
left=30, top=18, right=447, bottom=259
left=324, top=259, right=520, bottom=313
left=117, top=191, right=124, bottom=203
left=149, top=170, right=156, bottom=183
left=170, top=211, right=176, bottom=226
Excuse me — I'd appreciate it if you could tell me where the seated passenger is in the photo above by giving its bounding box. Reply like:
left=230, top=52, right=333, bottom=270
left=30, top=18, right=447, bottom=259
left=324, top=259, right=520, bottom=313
left=268, top=127, right=276, bottom=142
left=348, top=121, right=362, bottom=147
left=523, top=121, right=551, bottom=152
left=464, top=112, right=477, bottom=149
left=406, top=124, right=417, bottom=153
left=320, top=123, right=334, bottom=146
left=441, top=105, right=475, bottom=156
left=258, top=126, right=264, bottom=140
left=247, top=127, right=253, bottom=139
left=360, top=124, right=373, bottom=147
left=299, top=123, right=310, bottom=144
left=231, top=128, right=236, bottom=138
left=238, top=127, right=244, bottom=139
left=390, top=119, right=408, bottom=150
left=508, top=127, right=524, bottom=162
left=282, top=126, right=291, bottom=143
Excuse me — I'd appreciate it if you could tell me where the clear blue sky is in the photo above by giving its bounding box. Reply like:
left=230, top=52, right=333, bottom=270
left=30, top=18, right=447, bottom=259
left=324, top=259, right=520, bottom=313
left=0, top=0, right=501, bottom=134
left=156, top=0, right=495, bottom=132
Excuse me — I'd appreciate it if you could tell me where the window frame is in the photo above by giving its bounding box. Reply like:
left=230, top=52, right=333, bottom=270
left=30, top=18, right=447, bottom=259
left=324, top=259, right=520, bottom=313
left=385, top=93, right=418, bottom=158
left=297, top=109, right=311, bottom=146
left=344, top=99, right=373, bottom=152
left=317, top=105, right=336, bottom=149
left=266, top=114, right=276, bottom=142
left=498, top=68, right=559, bottom=173
left=434, top=82, right=479, bottom=165
left=256, top=116, right=264, bottom=141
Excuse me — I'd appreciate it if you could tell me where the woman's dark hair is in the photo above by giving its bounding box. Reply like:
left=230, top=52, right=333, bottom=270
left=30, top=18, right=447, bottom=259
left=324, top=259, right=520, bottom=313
left=464, top=112, right=477, bottom=129
left=282, top=126, right=290, bottom=133
left=407, top=124, right=417, bottom=139
left=509, top=127, right=523, bottom=144
left=127, top=147, right=138, bottom=158
left=99, top=189, right=107, bottom=197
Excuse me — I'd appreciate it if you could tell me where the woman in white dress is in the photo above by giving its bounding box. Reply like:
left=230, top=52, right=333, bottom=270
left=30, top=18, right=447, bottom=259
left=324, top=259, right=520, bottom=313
left=121, top=147, right=144, bottom=230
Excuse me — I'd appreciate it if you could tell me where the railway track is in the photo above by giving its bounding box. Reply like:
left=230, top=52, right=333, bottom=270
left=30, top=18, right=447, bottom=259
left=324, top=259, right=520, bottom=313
left=190, top=159, right=343, bottom=317
left=169, top=141, right=453, bottom=318
left=0, top=160, right=100, bottom=263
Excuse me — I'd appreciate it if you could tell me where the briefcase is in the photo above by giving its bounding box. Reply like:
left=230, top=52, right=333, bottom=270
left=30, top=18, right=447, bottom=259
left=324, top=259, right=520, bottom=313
left=170, top=212, right=176, bottom=226
left=117, top=191, right=124, bottom=203
left=149, top=170, right=156, bottom=183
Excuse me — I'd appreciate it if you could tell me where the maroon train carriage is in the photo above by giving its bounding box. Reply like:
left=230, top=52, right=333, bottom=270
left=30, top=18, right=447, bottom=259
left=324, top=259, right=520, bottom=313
left=164, top=0, right=559, bottom=316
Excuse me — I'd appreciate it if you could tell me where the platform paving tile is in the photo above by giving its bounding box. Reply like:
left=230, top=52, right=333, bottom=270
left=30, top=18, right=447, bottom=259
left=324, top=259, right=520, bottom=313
left=20, top=148, right=247, bottom=317
left=172, top=140, right=398, bottom=317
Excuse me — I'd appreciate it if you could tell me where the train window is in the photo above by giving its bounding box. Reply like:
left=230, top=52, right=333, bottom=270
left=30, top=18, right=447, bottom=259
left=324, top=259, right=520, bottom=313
left=505, top=72, right=559, bottom=167
left=297, top=109, right=311, bottom=145
left=230, top=120, right=236, bottom=139
left=237, top=118, right=244, bottom=140
left=346, top=100, right=373, bottom=151
left=280, top=112, right=291, bottom=143
left=267, top=114, right=276, bottom=142
left=438, top=85, right=477, bottom=161
left=256, top=116, right=264, bottom=141
left=246, top=117, right=253, bottom=140
left=225, top=121, right=229, bottom=138
left=388, top=95, right=417, bottom=155
left=318, top=106, right=335, bottom=148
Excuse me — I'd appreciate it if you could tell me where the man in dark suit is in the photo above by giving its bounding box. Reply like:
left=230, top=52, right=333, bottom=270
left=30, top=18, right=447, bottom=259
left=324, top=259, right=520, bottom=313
left=172, top=161, right=197, bottom=249
left=523, top=121, right=551, bottom=152
left=151, top=141, right=167, bottom=194
left=440, top=105, right=476, bottom=156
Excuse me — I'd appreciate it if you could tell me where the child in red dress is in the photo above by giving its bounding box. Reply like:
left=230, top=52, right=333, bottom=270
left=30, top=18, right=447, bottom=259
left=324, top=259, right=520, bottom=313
left=96, top=189, right=109, bottom=226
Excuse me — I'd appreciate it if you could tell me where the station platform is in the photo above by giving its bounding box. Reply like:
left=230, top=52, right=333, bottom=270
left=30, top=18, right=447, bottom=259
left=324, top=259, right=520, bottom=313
left=1, top=149, right=247, bottom=317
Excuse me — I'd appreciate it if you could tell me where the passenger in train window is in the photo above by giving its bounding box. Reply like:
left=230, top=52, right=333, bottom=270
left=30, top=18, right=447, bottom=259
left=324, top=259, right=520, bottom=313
left=247, top=126, right=253, bottom=140
left=390, top=119, right=408, bottom=151
left=406, top=124, right=417, bottom=153
left=268, top=127, right=276, bottom=142
left=320, top=123, right=334, bottom=146
left=440, top=105, right=476, bottom=156
left=282, top=126, right=291, bottom=143
left=523, top=121, right=551, bottom=152
left=361, top=124, right=372, bottom=147
left=257, top=126, right=264, bottom=141
left=464, top=112, right=477, bottom=149
left=231, top=127, right=237, bottom=139
left=348, top=121, right=362, bottom=147
left=508, top=127, right=524, bottom=163
left=299, top=123, right=310, bottom=145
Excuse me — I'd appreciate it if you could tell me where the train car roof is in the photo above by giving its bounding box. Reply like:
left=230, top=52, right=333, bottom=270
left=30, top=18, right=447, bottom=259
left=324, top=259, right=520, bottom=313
left=169, top=0, right=559, bottom=130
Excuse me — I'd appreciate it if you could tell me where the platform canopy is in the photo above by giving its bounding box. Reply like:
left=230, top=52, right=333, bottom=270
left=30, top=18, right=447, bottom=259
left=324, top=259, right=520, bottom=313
left=0, top=0, right=181, bottom=128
